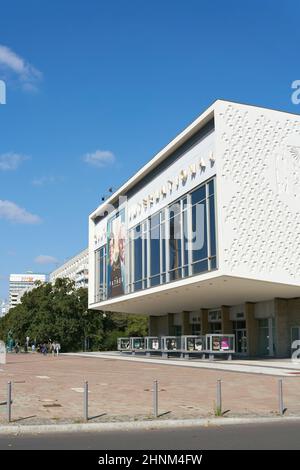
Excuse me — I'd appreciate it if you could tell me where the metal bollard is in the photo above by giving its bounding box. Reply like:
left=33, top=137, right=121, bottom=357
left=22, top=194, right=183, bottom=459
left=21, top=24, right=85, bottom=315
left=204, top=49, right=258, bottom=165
left=216, top=379, right=222, bottom=414
left=84, top=381, right=88, bottom=422
left=278, top=379, right=284, bottom=415
left=153, top=380, right=158, bottom=418
left=7, top=381, right=12, bottom=423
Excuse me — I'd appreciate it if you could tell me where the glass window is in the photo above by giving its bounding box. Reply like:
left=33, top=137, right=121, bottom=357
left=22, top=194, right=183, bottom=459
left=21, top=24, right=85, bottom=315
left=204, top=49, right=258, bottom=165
left=125, top=177, right=217, bottom=296
left=142, top=222, right=148, bottom=288
left=161, top=218, right=166, bottom=275
left=182, top=206, right=189, bottom=270
left=191, top=199, right=207, bottom=271
left=191, top=185, right=206, bottom=205
left=169, top=207, right=182, bottom=281
left=208, top=179, right=214, bottom=196
left=95, top=245, right=107, bottom=301
left=150, top=215, right=160, bottom=284
left=134, top=225, right=142, bottom=291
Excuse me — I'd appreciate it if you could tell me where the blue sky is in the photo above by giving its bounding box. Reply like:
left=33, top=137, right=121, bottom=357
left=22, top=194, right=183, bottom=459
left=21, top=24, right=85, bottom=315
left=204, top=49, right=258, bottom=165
left=0, top=0, right=299, bottom=300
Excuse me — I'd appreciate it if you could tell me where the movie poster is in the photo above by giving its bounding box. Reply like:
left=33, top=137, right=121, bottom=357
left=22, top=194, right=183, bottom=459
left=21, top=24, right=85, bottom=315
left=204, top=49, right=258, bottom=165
left=107, top=210, right=126, bottom=298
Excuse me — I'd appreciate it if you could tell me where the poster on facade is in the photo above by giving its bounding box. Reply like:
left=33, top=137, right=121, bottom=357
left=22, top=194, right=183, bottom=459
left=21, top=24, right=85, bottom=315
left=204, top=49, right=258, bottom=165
left=107, top=210, right=126, bottom=298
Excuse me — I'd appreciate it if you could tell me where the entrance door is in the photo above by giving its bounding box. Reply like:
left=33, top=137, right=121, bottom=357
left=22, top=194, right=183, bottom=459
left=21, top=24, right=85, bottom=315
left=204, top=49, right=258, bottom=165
left=232, top=321, right=247, bottom=354
left=236, top=329, right=247, bottom=354
left=258, top=318, right=275, bottom=356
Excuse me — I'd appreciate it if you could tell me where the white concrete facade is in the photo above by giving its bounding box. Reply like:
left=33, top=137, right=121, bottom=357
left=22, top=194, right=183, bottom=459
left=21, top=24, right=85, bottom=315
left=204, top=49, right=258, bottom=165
left=9, top=273, right=47, bottom=308
left=88, top=100, right=300, bottom=357
left=50, top=248, right=89, bottom=289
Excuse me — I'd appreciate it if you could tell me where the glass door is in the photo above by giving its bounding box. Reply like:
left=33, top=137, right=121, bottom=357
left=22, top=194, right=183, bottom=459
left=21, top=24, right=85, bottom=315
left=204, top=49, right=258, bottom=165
left=236, top=329, right=247, bottom=354
left=258, top=318, right=275, bottom=356
left=232, top=321, right=247, bottom=354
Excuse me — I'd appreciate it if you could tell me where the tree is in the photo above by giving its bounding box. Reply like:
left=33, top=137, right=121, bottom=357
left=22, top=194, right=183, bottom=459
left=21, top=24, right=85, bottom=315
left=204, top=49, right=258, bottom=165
left=0, top=279, right=148, bottom=352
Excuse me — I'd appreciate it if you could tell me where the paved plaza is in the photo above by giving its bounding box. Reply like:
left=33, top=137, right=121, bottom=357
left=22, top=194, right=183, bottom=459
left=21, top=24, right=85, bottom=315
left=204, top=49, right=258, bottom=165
left=1, top=353, right=300, bottom=425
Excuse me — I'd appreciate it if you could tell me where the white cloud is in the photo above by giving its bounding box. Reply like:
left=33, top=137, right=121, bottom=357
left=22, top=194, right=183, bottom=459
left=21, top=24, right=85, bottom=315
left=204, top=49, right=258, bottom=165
left=83, top=150, right=116, bottom=168
left=0, top=152, right=28, bottom=171
left=0, top=200, right=41, bottom=224
left=34, top=255, right=58, bottom=265
left=0, top=44, right=42, bottom=91
left=31, top=176, right=60, bottom=186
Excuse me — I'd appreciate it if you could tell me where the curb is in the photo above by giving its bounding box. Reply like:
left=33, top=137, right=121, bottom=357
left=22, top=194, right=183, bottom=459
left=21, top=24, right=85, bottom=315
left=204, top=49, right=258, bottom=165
left=1, top=416, right=300, bottom=435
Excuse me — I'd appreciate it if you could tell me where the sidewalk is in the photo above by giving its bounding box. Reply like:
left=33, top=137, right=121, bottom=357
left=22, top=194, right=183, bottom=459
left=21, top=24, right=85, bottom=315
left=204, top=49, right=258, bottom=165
left=65, top=351, right=300, bottom=377
left=1, top=353, right=300, bottom=425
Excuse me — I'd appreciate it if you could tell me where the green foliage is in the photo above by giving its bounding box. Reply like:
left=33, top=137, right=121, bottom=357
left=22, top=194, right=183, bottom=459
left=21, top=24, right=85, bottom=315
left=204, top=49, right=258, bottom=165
left=0, top=279, right=148, bottom=352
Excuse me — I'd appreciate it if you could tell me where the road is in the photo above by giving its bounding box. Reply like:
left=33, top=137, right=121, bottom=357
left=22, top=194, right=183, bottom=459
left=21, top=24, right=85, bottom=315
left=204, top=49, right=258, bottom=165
left=0, top=421, right=300, bottom=449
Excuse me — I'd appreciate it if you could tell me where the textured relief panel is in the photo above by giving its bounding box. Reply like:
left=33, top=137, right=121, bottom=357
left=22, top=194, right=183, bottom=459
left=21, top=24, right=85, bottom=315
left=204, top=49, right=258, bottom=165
left=218, top=103, right=300, bottom=281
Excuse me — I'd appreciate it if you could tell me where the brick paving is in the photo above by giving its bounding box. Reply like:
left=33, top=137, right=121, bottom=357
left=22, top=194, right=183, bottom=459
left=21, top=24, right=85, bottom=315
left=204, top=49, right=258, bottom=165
left=1, top=353, right=300, bottom=424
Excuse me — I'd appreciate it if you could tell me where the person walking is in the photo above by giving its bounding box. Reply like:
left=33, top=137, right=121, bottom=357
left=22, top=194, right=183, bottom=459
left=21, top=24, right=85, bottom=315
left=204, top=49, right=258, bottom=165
left=42, top=343, right=47, bottom=355
left=55, top=342, right=61, bottom=356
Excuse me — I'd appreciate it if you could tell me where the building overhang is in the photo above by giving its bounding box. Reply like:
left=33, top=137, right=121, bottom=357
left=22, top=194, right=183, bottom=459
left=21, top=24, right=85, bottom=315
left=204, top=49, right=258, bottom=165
left=90, top=274, right=300, bottom=315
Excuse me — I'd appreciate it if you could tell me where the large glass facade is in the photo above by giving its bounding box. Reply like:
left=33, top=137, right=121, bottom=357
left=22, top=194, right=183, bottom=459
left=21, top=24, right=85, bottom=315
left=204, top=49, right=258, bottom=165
left=95, top=245, right=107, bottom=302
left=94, top=177, right=217, bottom=301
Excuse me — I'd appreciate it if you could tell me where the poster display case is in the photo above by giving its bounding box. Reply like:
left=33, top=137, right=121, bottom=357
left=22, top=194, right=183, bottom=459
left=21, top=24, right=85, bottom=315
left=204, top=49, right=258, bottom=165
left=161, top=336, right=181, bottom=351
left=117, top=337, right=131, bottom=351
left=181, top=335, right=205, bottom=352
left=206, top=334, right=235, bottom=353
left=130, top=337, right=145, bottom=351
left=145, top=336, right=161, bottom=351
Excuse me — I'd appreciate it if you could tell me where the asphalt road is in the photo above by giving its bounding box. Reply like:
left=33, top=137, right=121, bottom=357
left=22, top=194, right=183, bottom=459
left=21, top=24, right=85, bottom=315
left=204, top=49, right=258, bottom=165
left=0, top=421, right=300, bottom=449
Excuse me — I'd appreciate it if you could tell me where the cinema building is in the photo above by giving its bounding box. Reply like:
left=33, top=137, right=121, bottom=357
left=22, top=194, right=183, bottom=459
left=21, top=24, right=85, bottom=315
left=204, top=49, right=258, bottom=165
left=89, top=100, right=300, bottom=357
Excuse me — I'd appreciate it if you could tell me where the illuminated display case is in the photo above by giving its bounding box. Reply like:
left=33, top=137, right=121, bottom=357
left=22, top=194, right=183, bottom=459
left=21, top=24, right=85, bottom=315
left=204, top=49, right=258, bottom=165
left=206, top=334, right=235, bottom=353
left=117, top=337, right=131, bottom=351
left=161, top=336, right=181, bottom=351
left=145, top=336, right=161, bottom=351
left=181, top=335, right=205, bottom=352
left=130, top=337, right=145, bottom=350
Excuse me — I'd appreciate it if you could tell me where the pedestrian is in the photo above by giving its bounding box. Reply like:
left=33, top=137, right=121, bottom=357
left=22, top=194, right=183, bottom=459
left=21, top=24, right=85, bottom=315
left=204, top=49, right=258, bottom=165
left=51, top=341, right=56, bottom=357
left=55, top=342, right=61, bottom=356
left=14, top=342, right=19, bottom=354
left=31, top=343, right=35, bottom=353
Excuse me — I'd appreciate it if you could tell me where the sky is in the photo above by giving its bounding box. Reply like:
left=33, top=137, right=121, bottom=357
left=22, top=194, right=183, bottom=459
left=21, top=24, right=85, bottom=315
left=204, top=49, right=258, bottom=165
left=0, top=0, right=300, bottom=300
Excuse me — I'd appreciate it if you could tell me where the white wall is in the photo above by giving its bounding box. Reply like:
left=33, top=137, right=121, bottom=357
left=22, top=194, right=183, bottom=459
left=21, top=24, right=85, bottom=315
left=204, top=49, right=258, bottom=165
left=127, top=130, right=215, bottom=229
left=215, top=101, right=300, bottom=286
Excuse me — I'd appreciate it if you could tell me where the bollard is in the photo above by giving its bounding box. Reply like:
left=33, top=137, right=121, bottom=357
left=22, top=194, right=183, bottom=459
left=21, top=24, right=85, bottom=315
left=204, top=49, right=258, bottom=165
left=278, top=379, right=284, bottom=415
left=84, top=381, right=88, bottom=422
left=216, top=379, right=222, bottom=415
left=153, top=380, right=158, bottom=418
left=7, top=381, right=12, bottom=423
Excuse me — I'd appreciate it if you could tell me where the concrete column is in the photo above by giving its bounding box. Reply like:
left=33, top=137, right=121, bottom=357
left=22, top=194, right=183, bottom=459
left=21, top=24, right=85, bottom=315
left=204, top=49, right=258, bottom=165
left=245, top=302, right=258, bottom=357
left=182, top=311, right=191, bottom=335
left=275, top=298, right=289, bottom=357
left=221, top=306, right=232, bottom=334
left=149, top=316, right=158, bottom=336
left=152, top=314, right=169, bottom=336
left=167, top=313, right=174, bottom=335
left=201, top=309, right=209, bottom=335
